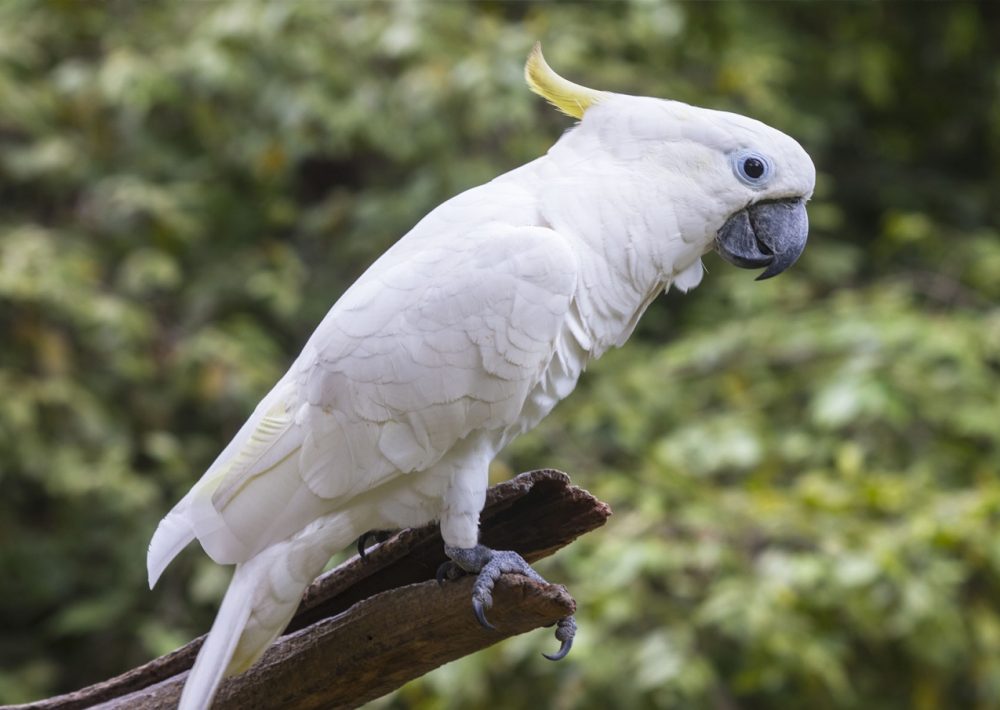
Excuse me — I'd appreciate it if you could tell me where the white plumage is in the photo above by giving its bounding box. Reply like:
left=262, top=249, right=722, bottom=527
left=149, top=45, right=816, bottom=709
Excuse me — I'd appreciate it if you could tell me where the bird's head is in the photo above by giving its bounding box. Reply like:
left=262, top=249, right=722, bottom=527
left=526, top=43, right=816, bottom=281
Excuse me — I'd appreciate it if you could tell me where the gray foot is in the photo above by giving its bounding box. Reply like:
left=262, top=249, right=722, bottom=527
left=440, top=543, right=576, bottom=661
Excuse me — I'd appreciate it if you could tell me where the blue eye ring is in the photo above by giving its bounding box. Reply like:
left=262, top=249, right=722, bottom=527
left=731, top=150, right=773, bottom=187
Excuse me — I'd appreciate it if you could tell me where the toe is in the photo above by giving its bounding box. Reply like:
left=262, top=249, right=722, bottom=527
left=542, top=615, right=576, bottom=660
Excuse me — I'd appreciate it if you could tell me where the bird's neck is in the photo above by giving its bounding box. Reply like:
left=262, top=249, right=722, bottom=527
left=494, top=152, right=707, bottom=356
left=531, top=165, right=697, bottom=357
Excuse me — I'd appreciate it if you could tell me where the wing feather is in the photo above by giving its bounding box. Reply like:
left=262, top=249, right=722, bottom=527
left=184, top=221, right=577, bottom=562
left=298, top=222, right=577, bottom=500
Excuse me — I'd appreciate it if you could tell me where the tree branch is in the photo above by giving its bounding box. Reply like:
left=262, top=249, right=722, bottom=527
left=19, top=470, right=611, bottom=710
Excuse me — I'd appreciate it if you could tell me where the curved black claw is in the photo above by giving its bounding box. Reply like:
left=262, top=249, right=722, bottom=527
left=543, top=638, right=573, bottom=661
left=542, top=616, right=576, bottom=661
left=357, top=529, right=394, bottom=561
left=436, top=560, right=456, bottom=586
left=472, top=597, right=496, bottom=631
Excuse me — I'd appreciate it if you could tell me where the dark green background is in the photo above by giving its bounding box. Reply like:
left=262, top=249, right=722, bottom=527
left=2, top=2, right=999, bottom=708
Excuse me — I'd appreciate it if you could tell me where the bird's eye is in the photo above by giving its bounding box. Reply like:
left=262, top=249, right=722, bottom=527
left=743, top=157, right=765, bottom=178
left=732, top=150, right=773, bottom=187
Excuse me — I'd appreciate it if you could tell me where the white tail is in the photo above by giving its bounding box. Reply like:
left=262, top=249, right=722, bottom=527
left=176, top=512, right=360, bottom=709
left=178, top=552, right=310, bottom=709
left=147, top=498, right=196, bottom=589
left=179, top=561, right=258, bottom=710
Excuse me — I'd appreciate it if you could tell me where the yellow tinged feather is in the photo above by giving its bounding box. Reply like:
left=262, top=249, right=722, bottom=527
left=524, top=42, right=608, bottom=119
left=210, top=401, right=296, bottom=510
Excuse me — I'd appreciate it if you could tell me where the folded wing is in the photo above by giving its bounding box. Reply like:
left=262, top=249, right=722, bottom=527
left=148, top=221, right=578, bottom=579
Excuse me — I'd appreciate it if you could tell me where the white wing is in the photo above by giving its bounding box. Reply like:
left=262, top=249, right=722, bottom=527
left=150, top=218, right=578, bottom=575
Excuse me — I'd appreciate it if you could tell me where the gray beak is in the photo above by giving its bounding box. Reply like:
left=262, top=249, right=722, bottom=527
left=715, top=198, right=809, bottom=280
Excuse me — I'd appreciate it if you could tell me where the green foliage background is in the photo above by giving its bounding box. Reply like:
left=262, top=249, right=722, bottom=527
left=1, top=1, right=999, bottom=708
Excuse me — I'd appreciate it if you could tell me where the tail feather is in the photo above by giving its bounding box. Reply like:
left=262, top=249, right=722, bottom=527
left=179, top=563, right=258, bottom=710
left=177, top=514, right=360, bottom=708
left=147, top=500, right=196, bottom=589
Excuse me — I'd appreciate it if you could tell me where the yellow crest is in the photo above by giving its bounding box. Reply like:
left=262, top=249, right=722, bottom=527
left=525, top=42, right=608, bottom=119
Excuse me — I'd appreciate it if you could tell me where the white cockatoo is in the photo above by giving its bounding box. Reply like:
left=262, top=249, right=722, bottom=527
left=149, top=44, right=815, bottom=708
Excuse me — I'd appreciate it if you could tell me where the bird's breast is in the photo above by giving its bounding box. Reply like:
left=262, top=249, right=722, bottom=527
left=501, top=301, right=592, bottom=447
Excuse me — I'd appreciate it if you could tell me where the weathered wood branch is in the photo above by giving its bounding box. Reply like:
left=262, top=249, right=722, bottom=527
left=16, top=470, right=610, bottom=710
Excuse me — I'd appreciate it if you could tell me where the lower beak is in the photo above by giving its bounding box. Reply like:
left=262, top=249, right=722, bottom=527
left=715, top=198, right=809, bottom=280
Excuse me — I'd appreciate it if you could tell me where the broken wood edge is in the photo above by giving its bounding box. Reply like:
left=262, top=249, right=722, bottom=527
left=15, top=470, right=610, bottom=710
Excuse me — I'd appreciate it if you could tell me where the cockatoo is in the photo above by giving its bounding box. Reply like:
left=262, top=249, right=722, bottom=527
left=149, top=44, right=815, bottom=709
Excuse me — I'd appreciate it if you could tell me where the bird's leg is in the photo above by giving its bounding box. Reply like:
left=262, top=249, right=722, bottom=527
left=433, top=446, right=575, bottom=656
left=439, top=543, right=576, bottom=661
left=356, top=529, right=396, bottom=561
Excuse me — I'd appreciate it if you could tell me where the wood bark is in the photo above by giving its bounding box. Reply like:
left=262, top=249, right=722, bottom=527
left=14, top=470, right=610, bottom=710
